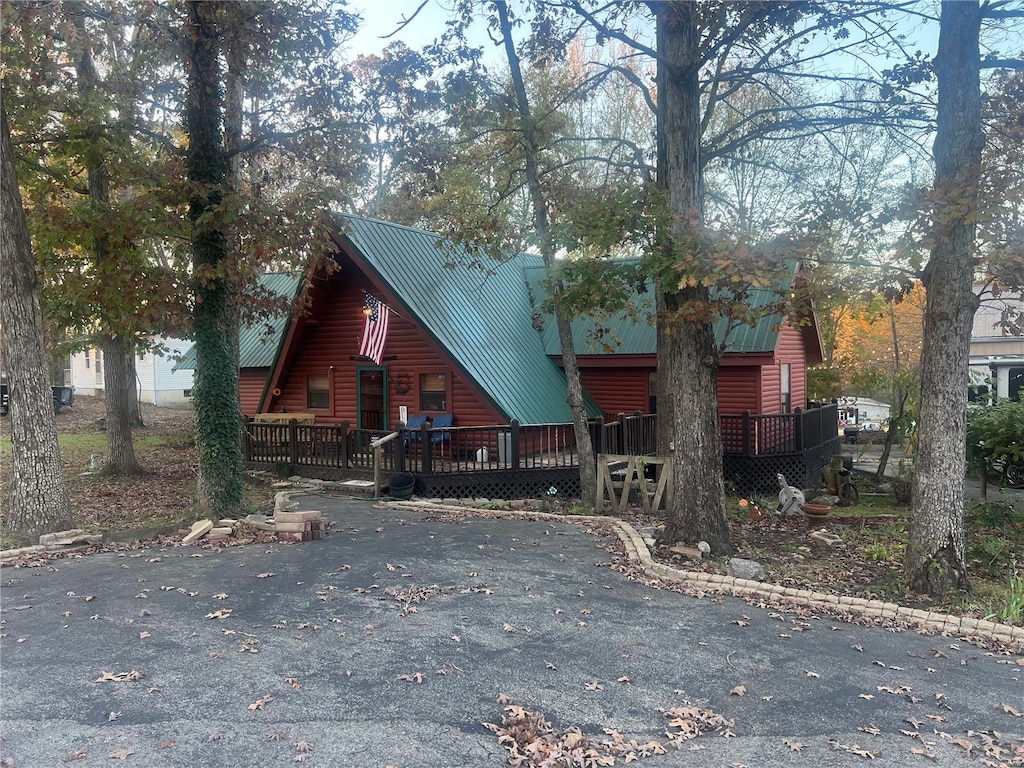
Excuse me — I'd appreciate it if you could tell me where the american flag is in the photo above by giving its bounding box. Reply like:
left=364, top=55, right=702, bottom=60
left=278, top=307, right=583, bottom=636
left=358, top=293, right=390, bottom=364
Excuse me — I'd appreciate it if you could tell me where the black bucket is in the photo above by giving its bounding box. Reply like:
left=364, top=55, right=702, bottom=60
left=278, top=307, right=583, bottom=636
left=388, top=474, right=415, bottom=500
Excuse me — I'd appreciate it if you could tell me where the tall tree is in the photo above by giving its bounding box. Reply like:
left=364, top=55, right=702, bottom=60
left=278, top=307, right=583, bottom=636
left=72, top=8, right=143, bottom=475
left=184, top=0, right=245, bottom=516
left=905, top=0, right=1023, bottom=596
left=493, top=0, right=598, bottom=505
left=1, top=92, right=73, bottom=544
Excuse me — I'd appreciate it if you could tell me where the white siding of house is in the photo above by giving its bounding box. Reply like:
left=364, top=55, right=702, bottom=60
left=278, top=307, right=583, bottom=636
left=69, top=337, right=194, bottom=405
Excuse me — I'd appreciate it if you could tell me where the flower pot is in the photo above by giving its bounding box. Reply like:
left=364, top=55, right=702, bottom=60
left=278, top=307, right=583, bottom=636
left=803, top=503, right=830, bottom=518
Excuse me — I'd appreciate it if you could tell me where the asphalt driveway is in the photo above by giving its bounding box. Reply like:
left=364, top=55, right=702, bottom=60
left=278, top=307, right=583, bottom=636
left=1, top=496, right=1021, bottom=767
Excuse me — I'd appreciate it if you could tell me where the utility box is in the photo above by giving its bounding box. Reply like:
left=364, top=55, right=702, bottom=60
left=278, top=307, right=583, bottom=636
left=497, top=432, right=512, bottom=466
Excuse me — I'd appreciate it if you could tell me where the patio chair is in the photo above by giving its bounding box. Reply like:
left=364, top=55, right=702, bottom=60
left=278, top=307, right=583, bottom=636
left=429, top=413, right=454, bottom=458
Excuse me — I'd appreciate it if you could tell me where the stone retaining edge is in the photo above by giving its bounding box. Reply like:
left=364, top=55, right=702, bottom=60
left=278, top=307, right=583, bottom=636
left=380, top=499, right=1024, bottom=651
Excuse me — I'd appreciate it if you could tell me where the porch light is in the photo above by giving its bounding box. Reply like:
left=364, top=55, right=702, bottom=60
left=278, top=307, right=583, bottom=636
left=362, top=305, right=374, bottom=316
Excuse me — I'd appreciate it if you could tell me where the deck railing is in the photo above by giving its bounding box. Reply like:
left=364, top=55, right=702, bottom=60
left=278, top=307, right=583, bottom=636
left=242, top=404, right=838, bottom=474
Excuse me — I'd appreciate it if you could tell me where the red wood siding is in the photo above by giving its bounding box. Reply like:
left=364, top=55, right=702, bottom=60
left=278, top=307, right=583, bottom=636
left=718, top=367, right=761, bottom=415
left=579, top=367, right=649, bottom=417
left=774, top=321, right=807, bottom=410
left=264, top=269, right=503, bottom=428
left=240, top=368, right=269, bottom=417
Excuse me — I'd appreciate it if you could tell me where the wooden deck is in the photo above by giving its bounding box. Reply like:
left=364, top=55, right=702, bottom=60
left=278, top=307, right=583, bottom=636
left=244, top=405, right=839, bottom=497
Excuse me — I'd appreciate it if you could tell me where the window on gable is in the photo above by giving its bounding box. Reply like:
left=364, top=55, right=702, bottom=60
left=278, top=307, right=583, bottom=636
left=307, top=374, right=330, bottom=410
left=420, top=373, right=447, bottom=412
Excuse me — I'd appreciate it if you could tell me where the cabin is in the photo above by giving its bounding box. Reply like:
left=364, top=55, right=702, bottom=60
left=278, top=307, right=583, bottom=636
left=184, top=215, right=838, bottom=495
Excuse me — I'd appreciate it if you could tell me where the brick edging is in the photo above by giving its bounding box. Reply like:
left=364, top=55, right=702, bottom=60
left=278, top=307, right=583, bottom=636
left=380, top=499, right=1024, bottom=651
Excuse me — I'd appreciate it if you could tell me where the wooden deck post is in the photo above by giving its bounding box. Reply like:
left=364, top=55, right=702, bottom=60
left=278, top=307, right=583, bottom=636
left=794, top=407, right=804, bottom=451
left=422, top=422, right=432, bottom=474
left=339, top=421, right=350, bottom=469
left=510, top=420, right=520, bottom=470
left=396, top=421, right=406, bottom=472
left=741, top=410, right=752, bottom=456
left=288, top=418, right=299, bottom=467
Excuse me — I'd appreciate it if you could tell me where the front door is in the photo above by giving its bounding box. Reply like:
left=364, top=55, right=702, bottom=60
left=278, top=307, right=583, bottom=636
left=357, top=367, right=387, bottom=431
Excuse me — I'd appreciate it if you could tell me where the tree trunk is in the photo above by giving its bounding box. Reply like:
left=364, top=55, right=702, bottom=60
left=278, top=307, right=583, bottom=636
left=186, top=1, right=246, bottom=516
left=656, top=3, right=731, bottom=553
left=1, top=93, right=74, bottom=544
left=74, top=12, right=143, bottom=475
left=100, top=334, right=143, bottom=475
left=127, top=352, right=143, bottom=427
left=904, top=0, right=982, bottom=597
left=494, top=1, right=597, bottom=505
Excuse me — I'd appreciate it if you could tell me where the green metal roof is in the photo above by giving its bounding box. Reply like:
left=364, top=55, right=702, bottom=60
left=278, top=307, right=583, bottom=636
left=523, top=266, right=791, bottom=357
left=173, top=273, right=302, bottom=371
left=339, top=215, right=601, bottom=423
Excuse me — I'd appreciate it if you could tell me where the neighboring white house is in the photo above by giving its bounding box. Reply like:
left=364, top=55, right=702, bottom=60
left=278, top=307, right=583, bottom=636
left=69, top=336, right=195, bottom=406
left=969, top=287, right=1024, bottom=402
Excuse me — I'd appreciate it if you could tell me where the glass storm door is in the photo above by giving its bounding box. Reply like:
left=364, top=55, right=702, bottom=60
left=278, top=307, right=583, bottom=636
left=357, top=367, right=387, bottom=431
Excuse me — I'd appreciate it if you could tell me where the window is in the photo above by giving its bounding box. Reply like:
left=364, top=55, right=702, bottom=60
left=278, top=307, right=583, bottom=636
left=85, top=351, right=91, bottom=369
left=420, top=373, right=447, bottom=411
left=780, top=363, right=791, bottom=414
left=307, top=374, right=330, bottom=410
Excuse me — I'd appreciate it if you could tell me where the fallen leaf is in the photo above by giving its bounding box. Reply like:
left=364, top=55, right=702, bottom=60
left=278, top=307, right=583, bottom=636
left=159, top=741, right=174, bottom=749
left=397, top=672, right=424, bottom=684
left=257, top=573, right=276, bottom=579
left=858, top=725, right=881, bottom=736
left=109, top=749, right=133, bottom=760
left=584, top=681, right=604, bottom=691
left=617, top=676, right=632, bottom=684
left=294, top=741, right=313, bottom=753
left=64, top=747, right=87, bottom=761
left=248, top=695, right=272, bottom=711
left=95, top=670, right=142, bottom=683
left=910, top=746, right=937, bottom=760
left=212, top=593, right=228, bottom=600
left=107, top=711, right=121, bottom=721
left=806, top=671, right=820, bottom=678
left=286, top=677, right=302, bottom=690
left=545, top=661, right=557, bottom=670
left=858, top=694, right=875, bottom=700
left=783, top=740, right=803, bottom=752
left=205, top=609, right=233, bottom=620
left=139, top=631, right=151, bottom=640
left=730, top=685, right=746, bottom=697
left=1001, top=703, right=1022, bottom=717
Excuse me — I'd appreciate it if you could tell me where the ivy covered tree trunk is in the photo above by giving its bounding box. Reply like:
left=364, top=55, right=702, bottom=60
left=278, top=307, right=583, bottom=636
left=185, top=1, right=245, bottom=516
left=655, top=3, right=731, bottom=554
left=905, top=0, right=982, bottom=596
left=1, top=94, right=73, bottom=544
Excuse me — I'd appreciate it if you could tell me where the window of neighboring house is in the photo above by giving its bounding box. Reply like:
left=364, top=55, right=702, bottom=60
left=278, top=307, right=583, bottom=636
left=648, top=371, right=657, bottom=414
left=420, top=373, right=447, bottom=412
left=307, top=374, right=330, bottom=410
left=780, top=363, right=791, bottom=414
left=84, top=351, right=91, bottom=369
left=94, top=350, right=103, bottom=384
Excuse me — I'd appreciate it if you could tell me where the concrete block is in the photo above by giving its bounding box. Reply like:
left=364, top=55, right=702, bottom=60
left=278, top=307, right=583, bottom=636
left=182, top=520, right=214, bottom=544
